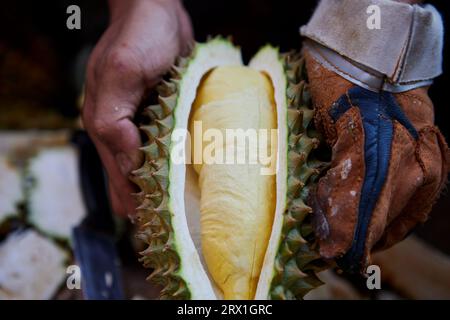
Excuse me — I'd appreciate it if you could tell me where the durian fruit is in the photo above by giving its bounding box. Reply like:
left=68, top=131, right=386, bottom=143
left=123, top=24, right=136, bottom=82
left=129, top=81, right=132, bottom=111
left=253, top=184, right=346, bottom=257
left=132, top=38, right=328, bottom=300
left=0, top=229, right=68, bottom=300
left=26, top=146, right=86, bottom=241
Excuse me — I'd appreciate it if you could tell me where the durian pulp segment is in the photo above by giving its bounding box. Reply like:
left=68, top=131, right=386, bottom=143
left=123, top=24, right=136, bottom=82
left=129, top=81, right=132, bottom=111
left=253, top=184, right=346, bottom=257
left=28, top=147, right=87, bottom=240
left=0, top=230, right=67, bottom=299
left=189, top=66, right=277, bottom=299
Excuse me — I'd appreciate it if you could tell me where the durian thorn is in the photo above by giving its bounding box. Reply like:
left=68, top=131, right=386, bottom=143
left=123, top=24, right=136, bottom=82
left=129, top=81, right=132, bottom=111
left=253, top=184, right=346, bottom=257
left=154, top=134, right=171, bottom=151
left=287, top=176, right=304, bottom=198
left=161, top=281, right=177, bottom=295
left=158, top=94, right=177, bottom=112
left=170, top=65, right=184, bottom=78
left=162, top=263, right=177, bottom=277
left=136, top=202, right=152, bottom=211
left=274, top=257, right=285, bottom=275
left=289, top=205, right=312, bottom=223
left=131, top=191, right=144, bottom=203
left=143, top=104, right=162, bottom=120
left=147, top=267, right=164, bottom=281
left=176, top=56, right=188, bottom=68
left=285, top=259, right=309, bottom=281
left=288, top=151, right=306, bottom=175
left=286, top=228, right=308, bottom=248
left=139, top=124, right=159, bottom=142
left=172, top=283, right=187, bottom=297
left=158, top=80, right=177, bottom=96
left=139, top=142, right=160, bottom=160
left=271, top=286, right=287, bottom=300
left=283, top=213, right=299, bottom=233
left=287, top=109, right=302, bottom=134
left=155, top=115, right=174, bottom=132
left=288, top=133, right=302, bottom=148
left=299, top=165, right=320, bottom=184
left=280, top=241, right=294, bottom=258
left=148, top=159, right=159, bottom=169
left=135, top=231, right=149, bottom=243
left=170, top=78, right=181, bottom=87
left=151, top=229, right=167, bottom=238
left=287, top=81, right=305, bottom=107
left=140, top=244, right=163, bottom=256
left=151, top=171, right=169, bottom=188
left=154, top=195, right=169, bottom=211
left=290, top=62, right=304, bottom=82
left=283, top=50, right=296, bottom=61
left=146, top=192, right=162, bottom=200
left=138, top=224, right=159, bottom=240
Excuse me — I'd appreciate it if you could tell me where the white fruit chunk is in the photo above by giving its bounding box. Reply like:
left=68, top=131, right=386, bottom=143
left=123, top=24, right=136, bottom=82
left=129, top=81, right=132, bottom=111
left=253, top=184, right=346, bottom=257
left=0, top=230, right=67, bottom=299
left=28, top=147, right=86, bottom=240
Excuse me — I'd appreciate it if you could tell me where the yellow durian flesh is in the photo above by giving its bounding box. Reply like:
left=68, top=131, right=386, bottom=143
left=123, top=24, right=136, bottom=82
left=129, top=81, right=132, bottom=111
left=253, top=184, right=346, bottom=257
left=189, top=66, right=277, bottom=299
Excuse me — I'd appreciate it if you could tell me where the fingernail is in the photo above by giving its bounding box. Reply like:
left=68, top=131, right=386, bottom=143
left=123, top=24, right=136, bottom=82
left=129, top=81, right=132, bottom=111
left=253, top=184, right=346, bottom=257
left=116, top=152, right=133, bottom=176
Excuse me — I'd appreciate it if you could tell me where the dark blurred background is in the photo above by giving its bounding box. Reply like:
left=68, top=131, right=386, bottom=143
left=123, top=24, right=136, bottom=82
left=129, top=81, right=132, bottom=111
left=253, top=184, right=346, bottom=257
left=2, top=1, right=448, bottom=127
left=0, top=1, right=449, bottom=298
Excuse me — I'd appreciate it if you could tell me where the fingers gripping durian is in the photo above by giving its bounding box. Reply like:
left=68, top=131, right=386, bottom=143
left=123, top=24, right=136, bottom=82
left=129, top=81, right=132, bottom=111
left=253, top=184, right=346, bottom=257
left=132, top=38, right=329, bottom=300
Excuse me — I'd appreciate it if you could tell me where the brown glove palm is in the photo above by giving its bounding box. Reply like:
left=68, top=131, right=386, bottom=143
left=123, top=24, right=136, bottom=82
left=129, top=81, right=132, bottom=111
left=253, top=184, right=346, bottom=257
left=305, top=51, right=449, bottom=273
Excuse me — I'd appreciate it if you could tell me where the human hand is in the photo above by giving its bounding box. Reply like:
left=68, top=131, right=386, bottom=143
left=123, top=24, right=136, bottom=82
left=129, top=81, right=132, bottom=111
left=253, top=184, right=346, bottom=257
left=82, top=0, right=193, bottom=217
left=305, top=51, right=449, bottom=273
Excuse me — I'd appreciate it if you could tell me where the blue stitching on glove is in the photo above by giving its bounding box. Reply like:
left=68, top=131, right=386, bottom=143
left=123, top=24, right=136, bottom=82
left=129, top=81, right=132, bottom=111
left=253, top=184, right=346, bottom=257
left=328, top=87, right=418, bottom=273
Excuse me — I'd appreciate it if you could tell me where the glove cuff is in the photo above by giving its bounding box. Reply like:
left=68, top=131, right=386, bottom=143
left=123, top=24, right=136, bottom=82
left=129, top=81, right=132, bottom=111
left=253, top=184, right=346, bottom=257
left=300, top=0, right=444, bottom=92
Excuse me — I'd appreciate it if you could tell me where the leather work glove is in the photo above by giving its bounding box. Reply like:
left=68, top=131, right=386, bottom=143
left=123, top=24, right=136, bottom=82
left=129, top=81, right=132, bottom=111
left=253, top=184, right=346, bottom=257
left=304, top=51, right=449, bottom=273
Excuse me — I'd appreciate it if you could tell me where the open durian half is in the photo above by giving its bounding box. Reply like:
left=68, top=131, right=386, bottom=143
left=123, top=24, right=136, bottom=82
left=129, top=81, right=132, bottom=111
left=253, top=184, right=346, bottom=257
left=132, top=38, right=329, bottom=300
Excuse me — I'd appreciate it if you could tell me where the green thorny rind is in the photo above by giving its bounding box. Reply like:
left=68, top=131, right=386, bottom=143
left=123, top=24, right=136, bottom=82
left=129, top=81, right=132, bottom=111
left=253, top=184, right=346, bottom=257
left=131, top=53, right=190, bottom=300
left=268, top=52, right=330, bottom=300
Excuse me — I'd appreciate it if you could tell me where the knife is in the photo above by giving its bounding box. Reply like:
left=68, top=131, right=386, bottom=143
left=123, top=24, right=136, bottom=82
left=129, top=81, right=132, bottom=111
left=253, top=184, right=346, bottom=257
left=71, top=130, right=125, bottom=300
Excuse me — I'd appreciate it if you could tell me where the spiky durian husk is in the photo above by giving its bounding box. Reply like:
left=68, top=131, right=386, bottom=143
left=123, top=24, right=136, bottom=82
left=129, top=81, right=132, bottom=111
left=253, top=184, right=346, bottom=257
left=132, top=43, right=329, bottom=300
left=132, top=57, right=190, bottom=300
left=268, top=52, right=329, bottom=300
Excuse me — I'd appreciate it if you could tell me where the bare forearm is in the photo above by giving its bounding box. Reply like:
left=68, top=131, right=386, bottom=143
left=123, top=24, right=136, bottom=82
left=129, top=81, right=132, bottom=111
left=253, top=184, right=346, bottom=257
left=84, top=0, right=193, bottom=217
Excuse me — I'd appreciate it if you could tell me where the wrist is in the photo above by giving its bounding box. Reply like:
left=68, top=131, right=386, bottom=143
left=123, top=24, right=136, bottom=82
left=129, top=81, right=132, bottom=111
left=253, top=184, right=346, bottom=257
left=300, top=0, right=443, bottom=91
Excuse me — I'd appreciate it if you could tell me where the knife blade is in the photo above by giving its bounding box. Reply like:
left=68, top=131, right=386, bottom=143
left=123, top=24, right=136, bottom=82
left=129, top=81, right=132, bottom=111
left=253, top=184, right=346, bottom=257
left=71, top=130, right=124, bottom=300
